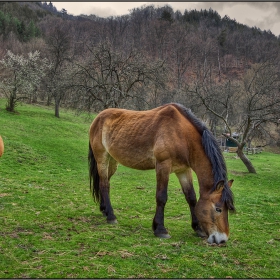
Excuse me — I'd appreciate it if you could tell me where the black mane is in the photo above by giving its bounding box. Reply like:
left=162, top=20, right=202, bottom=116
left=172, top=103, right=235, bottom=212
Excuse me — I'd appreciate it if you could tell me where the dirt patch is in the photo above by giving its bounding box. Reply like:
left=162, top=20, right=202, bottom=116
left=0, top=193, right=10, bottom=197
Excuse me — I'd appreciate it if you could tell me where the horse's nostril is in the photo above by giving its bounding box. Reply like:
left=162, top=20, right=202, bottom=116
left=220, top=239, right=226, bottom=244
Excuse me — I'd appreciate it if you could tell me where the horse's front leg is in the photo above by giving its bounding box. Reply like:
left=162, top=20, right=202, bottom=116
left=153, top=160, right=171, bottom=238
left=176, top=170, right=207, bottom=238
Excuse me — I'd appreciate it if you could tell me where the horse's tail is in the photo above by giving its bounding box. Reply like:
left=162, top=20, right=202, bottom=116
left=88, top=142, right=100, bottom=203
left=0, top=136, right=4, bottom=157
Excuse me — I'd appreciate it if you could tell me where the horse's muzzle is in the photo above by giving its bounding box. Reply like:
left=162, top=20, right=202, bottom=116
left=207, top=232, right=228, bottom=244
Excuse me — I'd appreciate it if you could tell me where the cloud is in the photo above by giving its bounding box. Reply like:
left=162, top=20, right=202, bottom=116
left=168, top=2, right=280, bottom=35
left=81, top=6, right=118, bottom=17
left=233, top=2, right=280, bottom=33
left=80, top=2, right=148, bottom=17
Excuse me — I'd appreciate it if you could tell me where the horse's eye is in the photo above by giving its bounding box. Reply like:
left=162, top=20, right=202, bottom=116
left=215, top=207, right=222, bottom=213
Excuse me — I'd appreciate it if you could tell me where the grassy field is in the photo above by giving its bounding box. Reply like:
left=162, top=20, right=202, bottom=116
left=0, top=99, right=279, bottom=278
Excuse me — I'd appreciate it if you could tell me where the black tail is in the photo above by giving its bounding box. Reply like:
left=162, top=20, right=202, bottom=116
left=88, top=142, right=100, bottom=203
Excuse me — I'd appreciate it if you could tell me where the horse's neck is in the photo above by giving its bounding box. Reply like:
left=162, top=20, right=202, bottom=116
left=190, top=151, right=214, bottom=194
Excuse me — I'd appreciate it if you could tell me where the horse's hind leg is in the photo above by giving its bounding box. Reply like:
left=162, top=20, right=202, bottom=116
left=176, top=170, right=207, bottom=238
left=153, top=160, right=171, bottom=238
left=98, top=156, right=118, bottom=224
left=99, top=158, right=118, bottom=216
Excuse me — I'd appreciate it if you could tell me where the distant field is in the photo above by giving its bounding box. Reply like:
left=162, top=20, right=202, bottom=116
left=0, top=99, right=279, bottom=278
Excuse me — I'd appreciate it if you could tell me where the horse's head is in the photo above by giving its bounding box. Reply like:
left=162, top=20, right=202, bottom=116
left=195, top=179, right=234, bottom=244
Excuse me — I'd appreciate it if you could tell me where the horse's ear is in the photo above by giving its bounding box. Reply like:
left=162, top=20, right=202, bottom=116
left=215, top=180, right=224, bottom=192
left=228, top=179, right=234, bottom=188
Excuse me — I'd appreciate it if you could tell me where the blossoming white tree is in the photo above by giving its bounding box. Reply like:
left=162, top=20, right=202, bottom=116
left=0, top=50, right=50, bottom=112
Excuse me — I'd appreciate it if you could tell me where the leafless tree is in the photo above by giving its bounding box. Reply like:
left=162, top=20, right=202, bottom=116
left=71, top=41, right=167, bottom=111
left=187, top=57, right=280, bottom=173
left=169, top=23, right=197, bottom=90
left=43, top=17, right=74, bottom=118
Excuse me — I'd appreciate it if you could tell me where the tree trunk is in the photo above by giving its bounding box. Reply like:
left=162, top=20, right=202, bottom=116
left=237, top=147, right=256, bottom=173
left=6, top=89, right=17, bottom=112
left=55, top=97, right=60, bottom=118
left=217, top=47, right=221, bottom=82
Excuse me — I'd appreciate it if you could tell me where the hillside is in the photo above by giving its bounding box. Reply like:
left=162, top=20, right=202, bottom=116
left=0, top=99, right=280, bottom=278
left=0, top=2, right=279, bottom=151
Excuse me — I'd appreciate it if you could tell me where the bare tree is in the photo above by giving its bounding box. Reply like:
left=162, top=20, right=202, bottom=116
left=72, top=41, right=167, bottom=111
left=187, top=58, right=280, bottom=173
left=168, top=23, right=197, bottom=90
left=235, top=61, right=280, bottom=164
left=43, top=17, right=73, bottom=118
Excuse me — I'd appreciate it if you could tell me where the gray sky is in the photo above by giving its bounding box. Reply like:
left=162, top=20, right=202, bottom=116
left=53, top=2, right=280, bottom=36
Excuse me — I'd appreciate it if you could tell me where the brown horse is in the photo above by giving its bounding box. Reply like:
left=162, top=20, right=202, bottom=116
left=0, top=136, right=4, bottom=157
left=88, top=103, right=235, bottom=244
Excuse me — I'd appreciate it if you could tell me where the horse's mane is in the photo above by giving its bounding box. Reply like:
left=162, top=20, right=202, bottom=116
left=171, top=103, right=235, bottom=212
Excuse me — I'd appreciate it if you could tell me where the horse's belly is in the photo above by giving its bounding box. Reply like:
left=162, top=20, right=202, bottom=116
left=102, top=125, right=156, bottom=170
left=108, top=147, right=156, bottom=170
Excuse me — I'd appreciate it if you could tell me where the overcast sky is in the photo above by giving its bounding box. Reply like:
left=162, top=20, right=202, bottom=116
left=53, top=2, right=280, bottom=37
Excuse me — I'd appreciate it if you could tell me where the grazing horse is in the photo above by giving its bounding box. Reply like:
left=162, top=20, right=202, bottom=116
left=88, top=103, right=235, bottom=244
left=0, top=136, right=4, bottom=157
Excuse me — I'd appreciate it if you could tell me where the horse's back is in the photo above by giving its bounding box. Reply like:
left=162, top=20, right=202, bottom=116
left=89, top=104, right=201, bottom=171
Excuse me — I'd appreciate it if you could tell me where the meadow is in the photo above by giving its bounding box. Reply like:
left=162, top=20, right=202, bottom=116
left=0, top=99, right=279, bottom=278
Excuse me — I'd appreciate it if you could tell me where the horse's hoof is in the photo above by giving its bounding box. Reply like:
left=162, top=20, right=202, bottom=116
left=155, top=233, right=171, bottom=239
left=107, top=219, right=118, bottom=224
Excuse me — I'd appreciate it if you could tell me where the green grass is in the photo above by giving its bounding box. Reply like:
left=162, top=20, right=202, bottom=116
left=0, top=99, right=279, bottom=278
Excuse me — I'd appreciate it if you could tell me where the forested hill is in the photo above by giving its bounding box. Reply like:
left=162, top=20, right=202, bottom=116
left=0, top=1, right=278, bottom=66
left=0, top=1, right=279, bottom=113
left=0, top=2, right=280, bottom=66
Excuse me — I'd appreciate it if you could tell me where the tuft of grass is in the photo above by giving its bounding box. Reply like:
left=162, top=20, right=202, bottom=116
left=0, top=99, right=279, bottom=278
